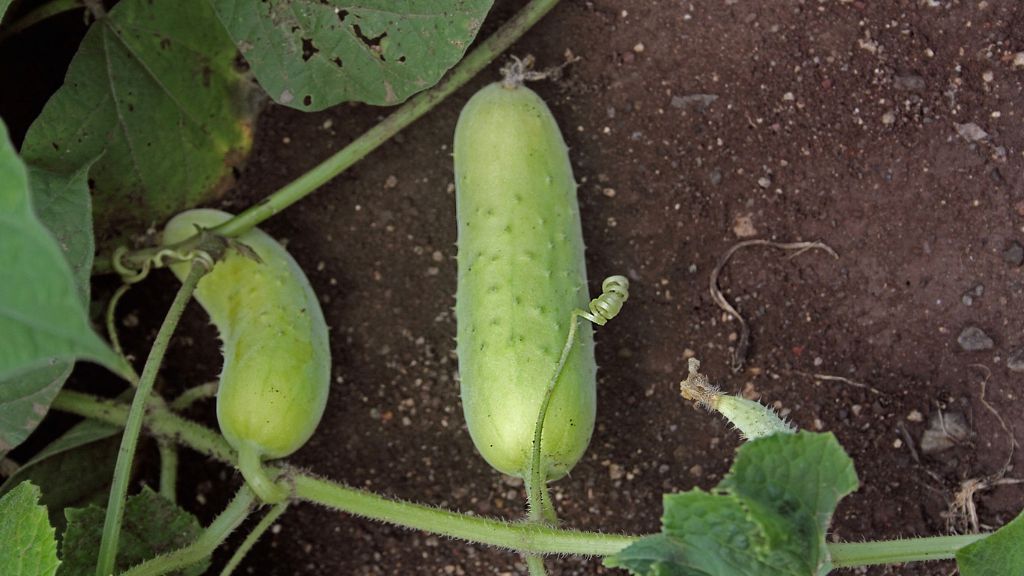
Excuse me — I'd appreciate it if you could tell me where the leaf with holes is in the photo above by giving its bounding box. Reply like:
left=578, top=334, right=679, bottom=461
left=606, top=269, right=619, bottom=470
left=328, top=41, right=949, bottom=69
left=210, top=0, right=493, bottom=111
left=20, top=0, right=257, bottom=250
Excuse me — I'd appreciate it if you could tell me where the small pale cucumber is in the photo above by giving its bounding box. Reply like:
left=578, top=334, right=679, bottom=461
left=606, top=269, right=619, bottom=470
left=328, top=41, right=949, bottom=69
left=163, top=209, right=331, bottom=467
left=454, top=82, right=595, bottom=481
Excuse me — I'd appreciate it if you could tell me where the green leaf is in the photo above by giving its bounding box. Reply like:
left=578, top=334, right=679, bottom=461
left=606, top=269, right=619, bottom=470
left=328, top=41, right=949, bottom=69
left=0, top=419, right=120, bottom=532
left=28, top=162, right=99, bottom=304
left=718, top=432, right=859, bottom=572
left=0, top=482, right=60, bottom=576
left=0, top=363, right=72, bottom=459
left=58, top=488, right=208, bottom=576
left=0, top=160, right=101, bottom=458
left=957, top=509, right=1024, bottom=576
left=209, top=0, right=493, bottom=111
left=0, top=0, right=12, bottom=22
left=0, top=119, right=126, bottom=455
left=21, top=0, right=256, bottom=249
left=605, top=432, right=859, bottom=576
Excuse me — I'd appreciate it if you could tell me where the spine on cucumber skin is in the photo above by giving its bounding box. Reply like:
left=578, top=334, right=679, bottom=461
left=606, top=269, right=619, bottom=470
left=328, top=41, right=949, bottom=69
left=162, top=209, right=331, bottom=461
left=454, top=82, right=596, bottom=481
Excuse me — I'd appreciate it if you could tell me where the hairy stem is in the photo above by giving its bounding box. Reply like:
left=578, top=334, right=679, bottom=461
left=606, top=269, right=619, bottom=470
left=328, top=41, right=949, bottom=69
left=110, top=0, right=565, bottom=274
left=169, top=382, right=218, bottom=411
left=293, top=475, right=631, bottom=556
left=51, top=390, right=235, bottom=463
left=119, top=485, right=256, bottom=576
left=218, top=500, right=289, bottom=576
left=237, top=443, right=288, bottom=504
left=829, top=534, right=986, bottom=568
left=95, top=262, right=206, bottom=576
left=526, top=555, right=547, bottom=575
left=53, top=390, right=995, bottom=566
left=157, top=440, right=178, bottom=504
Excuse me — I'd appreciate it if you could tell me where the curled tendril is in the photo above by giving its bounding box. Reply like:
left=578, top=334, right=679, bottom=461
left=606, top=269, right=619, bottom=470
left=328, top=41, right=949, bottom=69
left=111, top=245, right=214, bottom=285
left=579, top=275, right=629, bottom=326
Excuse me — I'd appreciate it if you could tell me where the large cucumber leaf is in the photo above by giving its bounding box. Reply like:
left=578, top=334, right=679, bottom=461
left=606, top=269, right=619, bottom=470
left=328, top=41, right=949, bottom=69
left=0, top=119, right=126, bottom=457
left=20, top=0, right=257, bottom=249
left=209, top=0, right=493, bottom=110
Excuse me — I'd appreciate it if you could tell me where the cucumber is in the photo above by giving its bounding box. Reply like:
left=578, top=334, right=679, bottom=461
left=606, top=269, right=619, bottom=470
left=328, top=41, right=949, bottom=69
left=454, top=82, right=595, bottom=481
left=163, top=209, right=330, bottom=500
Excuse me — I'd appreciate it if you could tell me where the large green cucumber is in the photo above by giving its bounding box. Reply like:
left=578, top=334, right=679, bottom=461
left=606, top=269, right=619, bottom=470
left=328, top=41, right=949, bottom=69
left=454, top=82, right=595, bottom=481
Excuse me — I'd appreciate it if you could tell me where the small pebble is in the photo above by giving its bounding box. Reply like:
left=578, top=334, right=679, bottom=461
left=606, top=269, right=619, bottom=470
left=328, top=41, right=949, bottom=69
left=1007, top=348, right=1024, bottom=373
left=670, top=94, right=718, bottom=110
left=757, top=176, right=772, bottom=189
left=1003, top=240, right=1024, bottom=267
left=954, top=122, right=989, bottom=142
left=609, top=463, right=625, bottom=480
left=893, top=74, right=926, bottom=92
left=920, top=412, right=970, bottom=454
left=957, top=326, right=994, bottom=351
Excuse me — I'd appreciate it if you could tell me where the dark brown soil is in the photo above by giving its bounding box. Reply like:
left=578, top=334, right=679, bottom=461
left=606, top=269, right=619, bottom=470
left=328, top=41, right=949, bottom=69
left=35, top=0, right=1024, bottom=574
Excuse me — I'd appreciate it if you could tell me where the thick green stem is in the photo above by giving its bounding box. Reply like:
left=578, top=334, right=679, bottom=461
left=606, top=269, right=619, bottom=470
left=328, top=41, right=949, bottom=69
left=829, top=534, right=986, bottom=568
left=526, top=555, right=547, bottom=575
left=110, top=0, right=564, bottom=274
left=119, top=485, right=256, bottom=576
left=237, top=442, right=288, bottom=504
left=293, top=475, right=632, bottom=556
left=51, top=390, right=235, bottom=463
left=219, top=500, right=289, bottom=576
left=53, top=390, right=996, bottom=566
left=157, top=440, right=178, bottom=504
left=95, top=262, right=206, bottom=576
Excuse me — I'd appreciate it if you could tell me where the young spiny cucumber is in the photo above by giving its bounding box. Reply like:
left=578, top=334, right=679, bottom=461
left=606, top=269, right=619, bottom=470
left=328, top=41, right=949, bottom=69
left=163, top=209, right=330, bottom=500
left=680, top=358, right=795, bottom=439
left=454, top=82, right=595, bottom=481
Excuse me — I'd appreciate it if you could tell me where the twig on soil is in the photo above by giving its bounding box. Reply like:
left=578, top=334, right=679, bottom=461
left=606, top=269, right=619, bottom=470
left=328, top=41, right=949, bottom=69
left=708, top=238, right=838, bottom=373
left=897, top=422, right=921, bottom=464
left=969, top=364, right=1018, bottom=474
left=792, top=370, right=884, bottom=396
left=945, top=365, right=1023, bottom=534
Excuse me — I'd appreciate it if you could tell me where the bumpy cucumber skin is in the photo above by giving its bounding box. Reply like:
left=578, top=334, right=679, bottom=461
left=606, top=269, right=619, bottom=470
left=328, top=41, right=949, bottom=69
left=163, top=209, right=330, bottom=460
left=454, top=83, right=595, bottom=481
